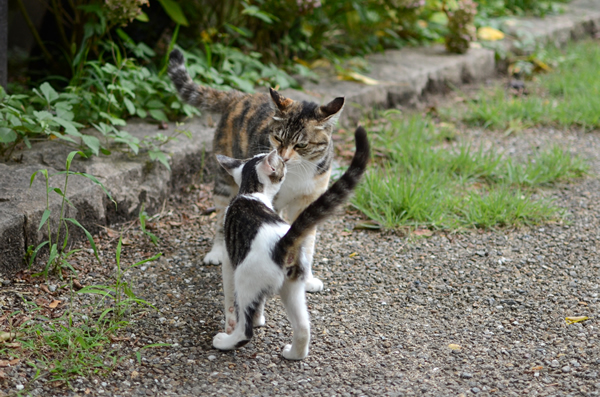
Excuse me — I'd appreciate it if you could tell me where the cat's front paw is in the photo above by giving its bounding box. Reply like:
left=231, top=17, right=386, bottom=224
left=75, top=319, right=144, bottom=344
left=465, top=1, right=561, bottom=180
left=213, top=332, right=236, bottom=351
left=203, top=246, right=226, bottom=265
left=282, top=344, right=308, bottom=360
left=305, top=277, right=323, bottom=293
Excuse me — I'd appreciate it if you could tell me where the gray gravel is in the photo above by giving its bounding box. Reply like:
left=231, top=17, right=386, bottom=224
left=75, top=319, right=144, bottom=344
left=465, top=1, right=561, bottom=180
left=2, top=123, right=600, bottom=397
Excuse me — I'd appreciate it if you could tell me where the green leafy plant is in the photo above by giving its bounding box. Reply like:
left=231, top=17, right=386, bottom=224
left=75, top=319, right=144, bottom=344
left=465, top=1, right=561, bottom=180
left=28, top=151, right=114, bottom=278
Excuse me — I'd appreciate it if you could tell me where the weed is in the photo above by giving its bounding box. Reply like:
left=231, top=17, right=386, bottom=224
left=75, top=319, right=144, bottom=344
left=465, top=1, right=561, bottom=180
left=352, top=113, right=585, bottom=230
left=462, top=41, right=600, bottom=131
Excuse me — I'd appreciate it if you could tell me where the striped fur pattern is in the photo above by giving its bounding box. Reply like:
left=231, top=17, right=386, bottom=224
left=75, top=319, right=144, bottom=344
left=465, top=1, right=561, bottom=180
left=168, top=49, right=345, bottom=296
left=212, top=127, right=370, bottom=359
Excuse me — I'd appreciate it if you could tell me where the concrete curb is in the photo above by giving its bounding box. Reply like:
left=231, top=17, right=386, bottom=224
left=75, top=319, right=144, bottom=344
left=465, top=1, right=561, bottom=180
left=1, top=0, right=599, bottom=275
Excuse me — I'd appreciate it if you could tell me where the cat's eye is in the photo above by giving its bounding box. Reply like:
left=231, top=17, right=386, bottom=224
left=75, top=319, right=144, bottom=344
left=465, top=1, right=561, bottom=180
left=295, top=142, right=308, bottom=149
left=273, top=136, right=282, bottom=143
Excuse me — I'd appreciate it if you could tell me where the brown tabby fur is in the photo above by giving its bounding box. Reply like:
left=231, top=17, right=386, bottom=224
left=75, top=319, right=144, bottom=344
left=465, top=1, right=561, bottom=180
left=168, top=48, right=345, bottom=295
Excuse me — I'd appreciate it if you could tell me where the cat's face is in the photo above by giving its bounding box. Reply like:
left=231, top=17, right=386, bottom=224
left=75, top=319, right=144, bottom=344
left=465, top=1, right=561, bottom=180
left=267, top=88, right=344, bottom=165
left=217, top=150, right=286, bottom=197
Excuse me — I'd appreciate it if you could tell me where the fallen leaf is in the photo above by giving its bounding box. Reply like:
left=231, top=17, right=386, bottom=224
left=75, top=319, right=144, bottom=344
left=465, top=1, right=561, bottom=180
left=168, top=221, right=183, bottom=227
left=0, top=359, right=19, bottom=367
left=353, top=220, right=382, bottom=230
left=478, top=26, right=505, bottom=41
left=0, top=332, right=20, bottom=343
left=565, top=316, right=589, bottom=325
left=530, top=366, right=543, bottom=371
left=448, top=344, right=462, bottom=350
left=131, top=370, right=139, bottom=378
left=337, top=71, right=379, bottom=86
left=578, top=301, right=588, bottom=306
left=73, top=279, right=83, bottom=290
left=0, top=370, right=6, bottom=379
left=48, top=300, right=61, bottom=309
left=349, top=252, right=358, bottom=258
left=40, top=284, right=50, bottom=294
left=3, top=342, right=20, bottom=348
left=121, top=237, right=133, bottom=245
left=414, top=229, right=433, bottom=237
left=106, top=228, right=119, bottom=238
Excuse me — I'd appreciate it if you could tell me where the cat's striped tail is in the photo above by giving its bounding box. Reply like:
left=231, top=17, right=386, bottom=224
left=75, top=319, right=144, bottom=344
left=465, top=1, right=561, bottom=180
left=272, top=126, right=370, bottom=269
left=168, top=49, right=245, bottom=113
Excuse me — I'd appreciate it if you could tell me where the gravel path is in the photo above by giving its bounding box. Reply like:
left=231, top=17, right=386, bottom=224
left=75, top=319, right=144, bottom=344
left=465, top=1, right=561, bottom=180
left=2, top=123, right=600, bottom=397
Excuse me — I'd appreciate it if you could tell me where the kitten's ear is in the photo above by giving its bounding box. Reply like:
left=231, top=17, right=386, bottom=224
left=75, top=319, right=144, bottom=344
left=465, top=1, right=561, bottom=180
left=269, top=88, right=294, bottom=113
left=216, top=155, right=243, bottom=176
left=260, top=150, right=282, bottom=175
left=317, top=97, right=345, bottom=128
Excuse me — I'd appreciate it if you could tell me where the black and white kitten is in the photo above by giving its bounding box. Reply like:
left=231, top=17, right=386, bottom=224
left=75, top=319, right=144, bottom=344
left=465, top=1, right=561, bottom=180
left=213, top=126, right=370, bottom=360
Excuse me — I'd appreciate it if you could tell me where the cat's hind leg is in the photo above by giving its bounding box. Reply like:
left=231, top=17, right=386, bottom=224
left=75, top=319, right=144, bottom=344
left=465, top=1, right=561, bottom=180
left=221, top=257, right=236, bottom=334
left=213, top=260, right=281, bottom=351
left=279, top=278, right=310, bottom=360
left=203, top=194, right=230, bottom=265
left=253, top=296, right=266, bottom=327
left=213, top=292, right=262, bottom=351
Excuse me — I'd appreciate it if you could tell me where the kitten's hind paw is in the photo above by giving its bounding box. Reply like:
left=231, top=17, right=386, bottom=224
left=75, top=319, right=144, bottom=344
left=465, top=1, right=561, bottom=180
left=305, top=277, right=324, bottom=293
left=253, top=314, right=266, bottom=328
left=213, top=333, right=237, bottom=351
left=282, top=344, right=308, bottom=360
left=203, top=247, right=225, bottom=265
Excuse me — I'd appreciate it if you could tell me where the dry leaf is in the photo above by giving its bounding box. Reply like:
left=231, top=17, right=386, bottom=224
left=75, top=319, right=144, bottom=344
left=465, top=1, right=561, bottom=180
left=565, top=316, right=589, bottom=325
left=168, top=221, right=183, bottom=227
left=337, top=71, right=379, bottom=86
left=121, top=237, right=133, bottom=245
left=353, top=220, right=382, bottom=230
left=131, top=370, right=139, bottom=379
left=0, top=332, right=19, bottom=343
left=349, top=252, right=359, bottom=258
left=414, top=229, right=433, bottom=237
left=48, top=300, right=61, bottom=309
left=73, top=279, right=83, bottom=290
left=530, top=366, right=543, bottom=371
left=40, top=284, right=50, bottom=294
left=3, top=342, right=20, bottom=348
left=0, top=358, right=19, bottom=367
left=106, top=228, right=119, bottom=238
left=477, top=27, right=505, bottom=41
left=448, top=344, right=462, bottom=350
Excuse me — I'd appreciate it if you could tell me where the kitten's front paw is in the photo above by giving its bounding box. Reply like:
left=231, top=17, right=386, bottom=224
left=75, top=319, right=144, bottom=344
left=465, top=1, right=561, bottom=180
left=305, top=277, right=323, bottom=293
left=282, top=344, right=308, bottom=360
left=213, top=332, right=236, bottom=351
left=253, top=313, right=266, bottom=327
left=203, top=246, right=226, bottom=265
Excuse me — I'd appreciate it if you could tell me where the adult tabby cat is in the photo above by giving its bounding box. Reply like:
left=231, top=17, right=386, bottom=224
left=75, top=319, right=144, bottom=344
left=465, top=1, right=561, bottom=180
left=213, top=126, right=369, bottom=359
left=168, top=49, right=345, bottom=297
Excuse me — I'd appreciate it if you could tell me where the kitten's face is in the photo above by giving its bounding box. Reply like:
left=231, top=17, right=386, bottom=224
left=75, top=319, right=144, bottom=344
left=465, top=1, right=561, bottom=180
left=217, top=151, right=286, bottom=197
left=268, top=89, right=344, bottom=165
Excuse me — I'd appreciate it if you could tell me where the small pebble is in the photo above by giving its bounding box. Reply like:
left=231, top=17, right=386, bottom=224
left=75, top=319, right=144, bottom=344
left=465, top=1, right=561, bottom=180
left=48, top=284, right=57, bottom=292
left=208, top=355, right=216, bottom=361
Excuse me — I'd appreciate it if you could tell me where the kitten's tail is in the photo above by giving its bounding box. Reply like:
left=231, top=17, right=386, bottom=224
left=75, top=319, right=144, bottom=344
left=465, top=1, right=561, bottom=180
left=273, top=126, right=370, bottom=268
left=168, top=49, right=245, bottom=113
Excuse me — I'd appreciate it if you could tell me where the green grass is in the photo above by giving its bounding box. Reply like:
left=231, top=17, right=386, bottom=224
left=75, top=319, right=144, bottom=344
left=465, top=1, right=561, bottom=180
left=462, top=40, right=600, bottom=131
left=351, top=114, right=587, bottom=230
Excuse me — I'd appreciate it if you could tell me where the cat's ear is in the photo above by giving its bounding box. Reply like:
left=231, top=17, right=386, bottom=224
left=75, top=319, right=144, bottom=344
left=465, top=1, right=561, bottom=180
left=269, top=88, right=294, bottom=113
left=259, top=150, right=282, bottom=175
left=317, top=97, right=345, bottom=128
left=216, top=155, right=243, bottom=176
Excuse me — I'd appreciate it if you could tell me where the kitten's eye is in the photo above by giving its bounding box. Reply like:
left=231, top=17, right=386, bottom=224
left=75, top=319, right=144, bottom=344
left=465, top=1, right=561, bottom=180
left=295, top=142, right=308, bottom=149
